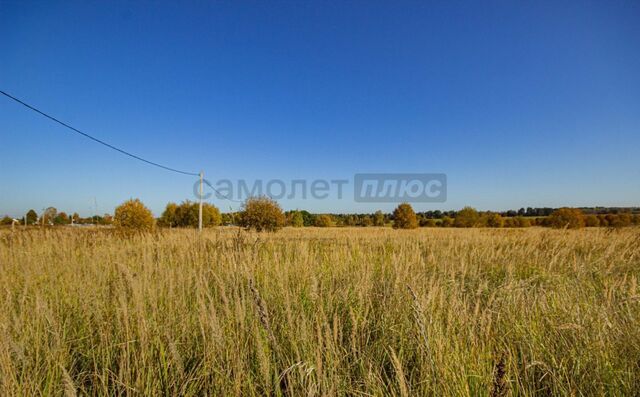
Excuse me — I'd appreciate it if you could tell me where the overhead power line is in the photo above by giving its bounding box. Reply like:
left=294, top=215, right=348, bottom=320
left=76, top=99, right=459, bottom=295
left=0, top=89, right=199, bottom=176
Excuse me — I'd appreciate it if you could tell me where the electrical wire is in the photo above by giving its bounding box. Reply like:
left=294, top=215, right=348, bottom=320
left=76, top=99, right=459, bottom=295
left=0, top=89, right=199, bottom=176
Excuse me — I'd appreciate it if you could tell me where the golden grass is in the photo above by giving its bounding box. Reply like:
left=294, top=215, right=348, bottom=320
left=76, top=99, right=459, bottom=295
left=1, top=227, right=639, bottom=395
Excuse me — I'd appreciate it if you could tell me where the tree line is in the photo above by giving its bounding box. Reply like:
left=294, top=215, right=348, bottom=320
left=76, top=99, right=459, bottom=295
left=3, top=200, right=639, bottom=231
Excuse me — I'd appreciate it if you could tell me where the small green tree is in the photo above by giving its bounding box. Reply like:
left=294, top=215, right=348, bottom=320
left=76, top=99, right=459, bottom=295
left=53, top=212, right=71, bottom=225
left=26, top=209, right=38, bottom=225
left=239, top=196, right=285, bottom=232
left=114, top=199, right=155, bottom=231
left=548, top=208, right=585, bottom=229
left=392, top=203, right=418, bottom=229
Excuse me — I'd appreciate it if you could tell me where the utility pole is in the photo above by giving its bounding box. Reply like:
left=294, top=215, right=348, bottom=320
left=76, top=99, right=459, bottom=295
left=198, top=171, right=204, bottom=232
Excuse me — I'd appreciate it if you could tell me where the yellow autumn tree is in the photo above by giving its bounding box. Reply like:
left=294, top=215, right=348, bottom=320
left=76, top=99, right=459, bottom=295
left=114, top=198, right=155, bottom=231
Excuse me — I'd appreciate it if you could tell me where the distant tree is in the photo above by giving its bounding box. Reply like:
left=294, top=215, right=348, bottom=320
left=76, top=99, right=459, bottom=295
left=392, top=203, right=418, bottom=229
left=159, top=202, right=179, bottom=227
left=102, top=214, right=113, bottom=225
left=239, top=196, right=285, bottom=232
left=221, top=212, right=235, bottom=225
left=548, top=208, right=585, bottom=229
left=373, top=210, right=385, bottom=226
left=1, top=216, right=12, bottom=226
left=174, top=201, right=198, bottom=227
left=114, top=199, right=155, bottom=231
left=597, top=214, right=608, bottom=227
left=454, top=206, right=480, bottom=228
left=514, top=216, right=531, bottom=227
left=315, top=214, right=334, bottom=227
left=440, top=216, right=454, bottom=227
left=287, top=211, right=305, bottom=227
left=534, top=217, right=549, bottom=227
left=26, top=209, right=38, bottom=225
left=605, top=213, right=633, bottom=228
left=168, top=201, right=221, bottom=228
left=485, top=212, right=504, bottom=228
left=421, top=218, right=437, bottom=227
left=53, top=212, right=70, bottom=225
left=617, top=213, right=633, bottom=227
left=202, top=203, right=222, bottom=227
left=71, top=212, right=81, bottom=224
left=584, top=215, right=600, bottom=227
left=41, top=207, right=57, bottom=225
left=298, top=210, right=315, bottom=227
left=361, top=215, right=373, bottom=227
left=343, top=215, right=357, bottom=226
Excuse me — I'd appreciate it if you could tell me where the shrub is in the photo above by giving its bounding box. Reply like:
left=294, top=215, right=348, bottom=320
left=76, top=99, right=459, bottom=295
left=584, top=215, right=600, bottom=227
left=514, top=216, right=531, bottom=228
left=440, top=216, right=454, bottom=227
left=161, top=201, right=221, bottom=228
left=548, top=208, right=585, bottom=229
left=159, top=203, right=178, bottom=227
left=392, top=203, right=418, bottom=229
left=485, top=212, right=504, bottom=228
left=114, top=199, right=155, bottom=231
left=287, top=211, right=305, bottom=227
left=421, top=218, right=437, bottom=227
left=606, top=213, right=633, bottom=228
left=373, top=210, right=386, bottom=226
left=454, top=207, right=480, bottom=228
left=315, top=214, right=334, bottom=227
left=53, top=212, right=71, bottom=225
left=239, top=196, right=285, bottom=232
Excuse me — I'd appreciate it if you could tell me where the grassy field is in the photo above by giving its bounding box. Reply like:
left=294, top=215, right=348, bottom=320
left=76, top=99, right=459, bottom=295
left=1, top=227, right=639, bottom=396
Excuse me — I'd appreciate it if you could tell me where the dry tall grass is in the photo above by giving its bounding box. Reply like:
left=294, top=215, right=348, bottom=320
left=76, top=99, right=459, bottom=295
left=1, top=227, right=639, bottom=395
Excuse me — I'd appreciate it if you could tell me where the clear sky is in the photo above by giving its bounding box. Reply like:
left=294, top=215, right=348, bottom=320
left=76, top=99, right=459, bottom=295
left=1, top=1, right=639, bottom=217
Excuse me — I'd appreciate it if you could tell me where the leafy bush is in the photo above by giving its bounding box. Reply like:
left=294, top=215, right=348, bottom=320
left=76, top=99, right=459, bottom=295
left=548, top=208, right=585, bottom=229
left=159, top=201, right=221, bottom=228
left=585, top=215, right=600, bottom=227
left=286, top=211, right=305, bottom=227
left=373, top=210, right=385, bottom=226
left=114, top=199, right=155, bottom=231
left=314, top=214, right=334, bottom=227
left=485, top=212, right=504, bottom=228
left=239, top=196, right=285, bottom=232
left=454, top=207, right=480, bottom=227
left=392, top=203, right=418, bottom=229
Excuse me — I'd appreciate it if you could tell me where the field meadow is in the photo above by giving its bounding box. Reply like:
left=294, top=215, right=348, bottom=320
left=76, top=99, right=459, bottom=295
left=1, top=226, right=639, bottom=396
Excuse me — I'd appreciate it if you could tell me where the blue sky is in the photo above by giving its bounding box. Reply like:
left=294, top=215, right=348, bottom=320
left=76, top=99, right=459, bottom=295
left=1, top=1, right=639, bottom=216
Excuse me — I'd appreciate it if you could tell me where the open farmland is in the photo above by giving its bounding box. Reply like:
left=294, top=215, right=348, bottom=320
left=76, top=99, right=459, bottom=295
left=1, top=227, right=639, bottom=396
